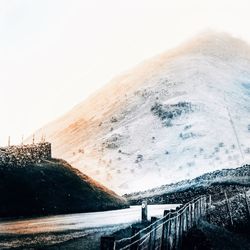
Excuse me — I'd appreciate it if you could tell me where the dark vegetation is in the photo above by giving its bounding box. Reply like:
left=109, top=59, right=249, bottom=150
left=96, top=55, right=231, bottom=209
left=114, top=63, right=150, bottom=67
left=127, top=183, right=249, bottom=205
left=0, top=158, right=127, bottom=218
left=124, top=164, right=250, bottom=204
left=151, top=101, right=194, bottom=126
left=182, top=220, right=250, bottom=250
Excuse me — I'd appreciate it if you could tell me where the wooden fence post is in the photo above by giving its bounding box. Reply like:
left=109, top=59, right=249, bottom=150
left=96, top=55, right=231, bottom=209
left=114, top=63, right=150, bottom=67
left=186, top=204, right=190, bottom=231
left=196, top=200, right=199, bottom=224
left=188, top=203, right=191, bottom=229
left=167, top=212, right=173, bottom=250
left=192, top=202, right=195, bottom=226
left=149, top=216, right=158, bottom=250
left=168, top=209, right=175, bottom=250
left=207, top=195, right=211, bottom=222
left=130, top=225, right=141, bottom=250
left=101, top=236, right=115, bottom=250
left=243, top=189, right=250, bottom=219
left=178, top=211, right=183, bottom=249
left=174, top=210, right=179, bottom=249
left=199, top=199, right=202, bottom=218
left=202, top=196, right=205, bottom=217
left=141, top=200, right=148, bottom=222
left=224, top=191, right=233, bottom=227
left=204, top=196, right=206, bottom=212
left=161, top=210, right=170, bottom=250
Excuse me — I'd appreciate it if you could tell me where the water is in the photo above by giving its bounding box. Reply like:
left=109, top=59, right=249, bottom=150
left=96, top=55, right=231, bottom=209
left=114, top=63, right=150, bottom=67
left=0, top=204, right=179, bottom=249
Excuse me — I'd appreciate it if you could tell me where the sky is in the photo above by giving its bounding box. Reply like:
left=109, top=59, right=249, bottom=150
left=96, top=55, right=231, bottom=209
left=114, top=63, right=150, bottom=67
left=1, top=0, right=250, bottom=145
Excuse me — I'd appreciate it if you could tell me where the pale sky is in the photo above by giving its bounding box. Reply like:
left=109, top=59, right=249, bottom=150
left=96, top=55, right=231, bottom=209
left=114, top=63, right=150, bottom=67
left=1, top=0, right=250, bottom=145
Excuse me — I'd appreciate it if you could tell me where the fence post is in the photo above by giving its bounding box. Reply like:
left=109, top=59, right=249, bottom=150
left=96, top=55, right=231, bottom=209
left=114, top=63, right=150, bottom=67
left=192, top=202, right=195, bottom=226
left=224, top=191, right=233, bottom=227
left=141, top=200, right=148, bottom=222
left=201, top=196, right=205, bottom=217
left=149, top=216, right=157, bottom=250
left=198, top=199, right=201, bottom=218
left=185, top=205, right=189, bottom=231
left=243, top=189, right=250, bottom=219
left=130, top=225, right=141, bottom=250
left=206, top=195, right=212, bottom=222
left=197, top=199, right=200, bottom=222
left=174, top=209, right=179, bottom=249
left=198, top=198, right=200, bottom=217
left=101, top=236, right=115, bottom=250
left=209, top=195, right=212, bottom=210
left=196, top=200, right=199, bottom=224
left=188, top=203, right=191, bottom=229
left=161, top=210, right=170, bottom=250
left=204, top=196, right=207, bottom=216
left=168, top=209, right=175, bottom=250
left=178, top=210, right=183, bottom=249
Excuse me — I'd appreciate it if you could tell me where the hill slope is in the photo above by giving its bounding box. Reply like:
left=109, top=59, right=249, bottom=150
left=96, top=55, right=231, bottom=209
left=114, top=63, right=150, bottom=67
left=124, top=164, right=250, bottom=204
left=29, top=31, right=250, bottom=193
left=0, top=159, right=127, bottom=218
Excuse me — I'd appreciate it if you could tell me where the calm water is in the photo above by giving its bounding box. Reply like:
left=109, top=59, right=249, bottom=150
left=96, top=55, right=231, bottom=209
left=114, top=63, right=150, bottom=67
left=0, top=204, right=179, bottom=249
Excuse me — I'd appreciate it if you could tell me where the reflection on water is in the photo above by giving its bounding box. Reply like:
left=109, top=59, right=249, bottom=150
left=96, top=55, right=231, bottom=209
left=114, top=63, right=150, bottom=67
left=0, top=204, right=179, bottom=249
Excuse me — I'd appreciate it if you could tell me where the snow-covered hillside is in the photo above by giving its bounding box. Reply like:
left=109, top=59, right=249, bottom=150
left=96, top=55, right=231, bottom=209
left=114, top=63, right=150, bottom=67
left=29, top=32, right=250, bottom=194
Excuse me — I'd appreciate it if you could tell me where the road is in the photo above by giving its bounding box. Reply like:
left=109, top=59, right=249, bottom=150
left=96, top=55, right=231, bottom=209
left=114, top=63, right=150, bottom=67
left=0, top=204, right=179, bottom=249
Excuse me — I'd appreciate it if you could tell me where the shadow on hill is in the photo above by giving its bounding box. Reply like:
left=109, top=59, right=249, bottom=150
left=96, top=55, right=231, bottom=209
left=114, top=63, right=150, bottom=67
left=0, top=158, right=127, bottom=218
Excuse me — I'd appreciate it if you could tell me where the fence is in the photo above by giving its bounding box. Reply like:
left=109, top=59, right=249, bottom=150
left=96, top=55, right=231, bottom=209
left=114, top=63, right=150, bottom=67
left=101, top=195, right=208, bottom=250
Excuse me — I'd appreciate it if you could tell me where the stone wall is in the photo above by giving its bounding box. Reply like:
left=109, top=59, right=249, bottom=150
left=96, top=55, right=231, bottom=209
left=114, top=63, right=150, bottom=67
left=0, top=142, right=52, bottom=167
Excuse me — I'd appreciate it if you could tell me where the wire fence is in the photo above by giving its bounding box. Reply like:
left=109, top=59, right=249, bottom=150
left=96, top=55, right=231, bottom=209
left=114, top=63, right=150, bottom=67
left=101, top=195, right=208, bottom=250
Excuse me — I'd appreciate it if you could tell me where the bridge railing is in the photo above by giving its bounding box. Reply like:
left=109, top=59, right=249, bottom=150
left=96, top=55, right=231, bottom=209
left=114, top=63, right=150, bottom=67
left=101, top=195, right=208, bottom=250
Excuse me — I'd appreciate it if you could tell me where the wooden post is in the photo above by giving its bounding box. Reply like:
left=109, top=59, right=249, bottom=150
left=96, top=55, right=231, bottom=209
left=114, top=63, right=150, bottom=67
left=130, top=225, right=141, bottom=250
left=168, top=212, right=173, bottom=250
left=161, top=210, right=170, bottom=250
left=8, top=136, right=10, bottom=147
left=202, top=197, right=204, bottom=217
left=198, top=199, right=201, bottom=218
left=175, top=204, right=181, bottom=246
left=189, top=203, right=192, bottom=228
left=224, top=191, right=233, bottom=227
left=197, top=200, right=200, bottom=222
left=199, top=199, right=201, bottom=218
left=178, top=212, right=183, bottom=248
left=192, top=202, right=195, bottom=226
left=168, top=210, right=175, bottom=250
left=209, top=195, right=212, bottom=210
left=185, top=208, right=188, bottom=231
left=196, top=201, right=198, bottom=223
left=243, top=189, right=250, bottom=219
left=207, top=195, right=212, bottom=222
left=200, top=197, right=203, bottom=217
left=185, top=205, right=189, bottom=231
left=174, top=215, right=179, bottom=249
left=149, top=216, right=157, bottom=250
left=187, top=203, right=191, bottom=229
left=204, top=196, right=206, bottom=214
left=141, top=200, right=148, bottom=222
left=101, top=236, right=115, bottom=250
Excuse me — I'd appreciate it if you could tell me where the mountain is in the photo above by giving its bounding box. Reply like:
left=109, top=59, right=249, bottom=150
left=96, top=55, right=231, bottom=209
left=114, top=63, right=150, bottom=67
left=124, top=164, right=250, bottom=203
left=0, top=158, right=127, bottom=218
left=29, top=31, right=250, bottom=194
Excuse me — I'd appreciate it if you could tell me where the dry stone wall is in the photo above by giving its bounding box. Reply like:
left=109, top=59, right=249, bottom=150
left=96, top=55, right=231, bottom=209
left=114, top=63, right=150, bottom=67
left=0, top=142, right=52, bottom=166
